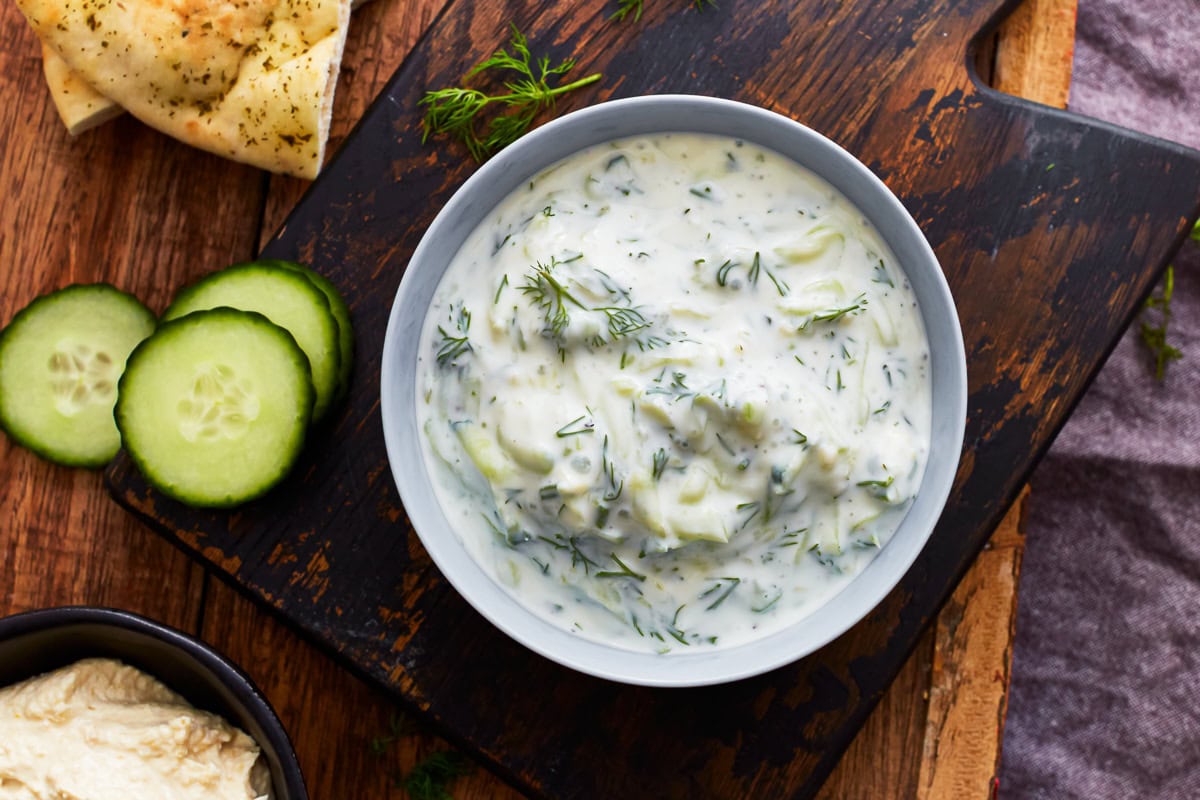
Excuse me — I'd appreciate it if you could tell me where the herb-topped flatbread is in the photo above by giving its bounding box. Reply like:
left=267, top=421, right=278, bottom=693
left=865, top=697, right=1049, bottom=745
left=20, top=0, right=352, bottom=179
left=42, top=45, right=124, bottom=135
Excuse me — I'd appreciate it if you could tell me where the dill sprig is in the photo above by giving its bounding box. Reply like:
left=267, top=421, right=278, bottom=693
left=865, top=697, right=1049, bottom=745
left=1139, top=266, right=1182, bottom=381
left=420, top=25, right=602, bottom=161
left=520, top=257, right=662, bottom=353
left=398, top=752, right=472, bottom=800
left=435, top=304, right=472, bottom=367
left=613, top=0, right=715, bottom=22
left=521, top=257, right=589, bottom=341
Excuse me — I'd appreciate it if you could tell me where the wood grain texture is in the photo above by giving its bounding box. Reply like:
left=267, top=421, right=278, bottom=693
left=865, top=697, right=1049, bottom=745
left=992, top=0, right=1076, bottom=105
left=0, top=1, right=1179, bottom=800
left=0, top=7, right=231, bottom=631
left=103, top=0, right=1200, bottom=798
left=915, top=6, right=1073, bottom=796
left=818, top=628, right=936, bottom=800
left=918, top=489, right=1027, bottom=800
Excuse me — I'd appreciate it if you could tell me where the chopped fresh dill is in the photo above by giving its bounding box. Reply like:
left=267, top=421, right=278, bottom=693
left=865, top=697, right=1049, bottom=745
left=809, top=544, right=840, bottom=571
left=652, top=448, right=669, bottom=480
left=791, top=429, right=808, bottom=444
left=715, top=252, right=787, bottom=294
left=665, top=626, right=690, bottom=645
left=745, top=252, right=761, bottom=285
left=521, top=256, right=662, bottom=353
left=672, top=604, right=686, bottom=627
left=493, top=273, right=509, bottom=304
left=419, top=24, right=602, bottom=161
left=796, top=295, right=868, bottom=331
left=752, top=588, right=783, bottom=613
left=596, top=553, right=647, bottom=581
left=856, top=475, right=894, bottom=489
left=873, top=399, right=891, bottom=415
left=716, top=259, right=735, bottom=286
left=521, top=257, right=587, bottom=341
left=699, top=577, right=741, bottom=610
left=434, top=304, right=472, bottom=367
left=600, top=435, right=624, bottom=502
left=555, top=414, right=595, bottom=437
left=872, top=259, right=894, bottom=287
left=736, top=500, right=760, bottom=530
left=596, top=305, right=652, bottom=341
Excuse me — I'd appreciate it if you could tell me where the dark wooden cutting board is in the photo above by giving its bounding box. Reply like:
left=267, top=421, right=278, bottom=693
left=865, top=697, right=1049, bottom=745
left=107, top=0, right=1200, bottom=796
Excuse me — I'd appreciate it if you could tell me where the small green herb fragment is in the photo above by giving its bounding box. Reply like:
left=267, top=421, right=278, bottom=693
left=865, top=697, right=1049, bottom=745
left=856, top=475, right=894, bottom=489
left=399, top=751, right=472, bottom=800
left=596, top=553, right=647, bottom=581
left=556, top=414, right=594, bottom=437
left=612, top=0, right=715, bottom=22
left=521, top=257, right=661, bottom=354
left=1139, top=265, right=1182, bottom=381
left=652, top=447, right=668, bottom=480
left=420, top=25, right=602, bottom=161
left=796, top=295, right=868, bottom=331
left=435, top=305, right=472, bottom=367
left=872, top=259, right=894, bottom=287
left=368, top=712, right=413, bottom=755
left=700, top=576, right=741, bottom=610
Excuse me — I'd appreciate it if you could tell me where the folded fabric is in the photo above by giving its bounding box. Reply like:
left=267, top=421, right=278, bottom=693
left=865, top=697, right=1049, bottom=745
left=1000, top=1, right=1200, bottom=797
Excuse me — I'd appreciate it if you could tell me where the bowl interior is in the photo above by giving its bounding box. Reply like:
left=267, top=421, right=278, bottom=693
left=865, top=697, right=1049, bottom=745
left=0, top=609, right=306, bottom=800
left=382, top=95, right=966, bottom=687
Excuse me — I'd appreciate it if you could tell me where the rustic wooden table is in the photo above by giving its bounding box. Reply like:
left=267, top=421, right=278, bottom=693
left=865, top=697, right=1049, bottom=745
left=0, top=0, right=1075, bottom=797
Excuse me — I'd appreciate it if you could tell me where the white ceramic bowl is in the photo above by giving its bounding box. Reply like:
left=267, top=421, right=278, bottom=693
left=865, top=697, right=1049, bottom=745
left=381, top=95, right=966, bottom=687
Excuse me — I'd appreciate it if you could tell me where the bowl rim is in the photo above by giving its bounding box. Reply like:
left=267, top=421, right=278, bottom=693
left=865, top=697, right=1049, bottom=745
left=0, top=605, right=308, bottom=800
left=382, top=94, right=967, bottom=687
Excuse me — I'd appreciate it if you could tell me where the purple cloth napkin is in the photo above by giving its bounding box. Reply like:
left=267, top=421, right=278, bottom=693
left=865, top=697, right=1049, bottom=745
left=999, top=2, right=1200, bottom=798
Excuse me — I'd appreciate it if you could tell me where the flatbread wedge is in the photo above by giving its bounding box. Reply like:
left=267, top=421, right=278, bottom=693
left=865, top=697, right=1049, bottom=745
left=42, top=44, right=124, bottom=135
left=20, top=0, right=352, bottom=179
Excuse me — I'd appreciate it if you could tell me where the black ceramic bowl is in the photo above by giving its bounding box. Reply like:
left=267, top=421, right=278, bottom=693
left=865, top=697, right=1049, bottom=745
left=0, top=606, right=307, bottom=800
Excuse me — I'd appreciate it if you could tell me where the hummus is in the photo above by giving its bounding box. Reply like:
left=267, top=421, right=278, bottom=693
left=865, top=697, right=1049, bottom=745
left=0, top=658, right=271, bottom=800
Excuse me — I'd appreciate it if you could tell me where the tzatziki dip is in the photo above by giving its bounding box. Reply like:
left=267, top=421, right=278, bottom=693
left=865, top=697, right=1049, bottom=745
left=417, top=133, right=931, bottom=653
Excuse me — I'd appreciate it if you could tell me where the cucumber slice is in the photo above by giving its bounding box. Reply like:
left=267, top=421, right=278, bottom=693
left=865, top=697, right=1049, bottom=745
left=116, top=308, right=313, bottom=507
left=251, top=259, right=354, bottom=403
left=0, top=284, right=155, bottom=467
left=163, top=263, right=341, bottom=421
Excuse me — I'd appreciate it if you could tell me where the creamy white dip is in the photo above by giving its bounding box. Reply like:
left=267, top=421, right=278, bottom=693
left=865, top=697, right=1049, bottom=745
left=418, top=133, right=931, bottom=653
left=0, top=658, right=270, bottom=800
